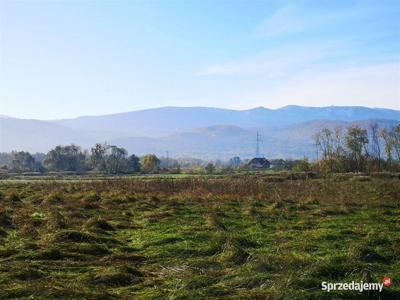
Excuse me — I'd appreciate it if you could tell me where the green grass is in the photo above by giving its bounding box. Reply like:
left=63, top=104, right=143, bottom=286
left=0, top=175, right=399, bottom=299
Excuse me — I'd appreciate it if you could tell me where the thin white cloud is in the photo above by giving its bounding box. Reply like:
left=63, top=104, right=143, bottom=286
left=254, top=3, right=376, bottom=38
left=199, top=41, right=344, bottom=76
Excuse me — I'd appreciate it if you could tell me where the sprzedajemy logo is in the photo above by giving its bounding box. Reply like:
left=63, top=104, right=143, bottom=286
left=321, top=277, right=393, bottom=293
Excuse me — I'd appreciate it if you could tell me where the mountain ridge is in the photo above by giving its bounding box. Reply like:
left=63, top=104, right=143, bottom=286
left=107, top=119, right=399, bottom=159
left=1, top=105, right=399, bottom=158
left=49, top=105, right=400, bottom=120
left=51, top=105, right=400, bottom=138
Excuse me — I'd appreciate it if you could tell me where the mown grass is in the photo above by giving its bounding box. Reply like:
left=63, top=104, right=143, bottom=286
left=0, top=174, right=399, bottom=299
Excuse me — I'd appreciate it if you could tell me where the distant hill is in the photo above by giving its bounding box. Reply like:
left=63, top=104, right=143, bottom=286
left=53, top=105, right=400, bottom=138
left=110, top=119, right=399, bottom=159
left=1, top=106, right=399, bottom=158
left=0, top=116, right=95, bottom=153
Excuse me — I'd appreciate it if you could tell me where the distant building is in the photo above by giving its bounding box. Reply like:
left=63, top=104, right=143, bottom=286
left=247, top=157, right=271, bottom=169
left=247, top=131, right=270, bottom=169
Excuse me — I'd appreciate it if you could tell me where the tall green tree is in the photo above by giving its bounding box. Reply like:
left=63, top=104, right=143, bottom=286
left=105, top=146, right=128, bottom=174
left=205, top=163, right=215, bottom=174
left=127, top=154, right=141, bottom=173
left=10, top=151, right=36, bottom=173
left=44, top=145, right=87, bottom=171
left=90, top=144, right=130, bottom=174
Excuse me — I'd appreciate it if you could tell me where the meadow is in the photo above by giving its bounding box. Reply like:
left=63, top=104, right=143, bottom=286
left=0, top=173, right=399, bottom=299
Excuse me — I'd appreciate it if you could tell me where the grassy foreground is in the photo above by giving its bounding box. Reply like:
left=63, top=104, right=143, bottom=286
left=0, top=174, right=399, bottom=299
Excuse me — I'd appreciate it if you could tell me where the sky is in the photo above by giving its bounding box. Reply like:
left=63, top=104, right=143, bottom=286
left=0, top=0, right=399, bottom=120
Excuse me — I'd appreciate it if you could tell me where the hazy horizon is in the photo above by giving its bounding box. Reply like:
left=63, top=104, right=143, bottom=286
left=1, top=104, right=400, bottom=121
left=1, top=0, right=399, bottom=119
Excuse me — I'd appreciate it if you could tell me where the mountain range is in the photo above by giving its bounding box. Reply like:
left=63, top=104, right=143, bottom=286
left=1, top=106, right=399, bottom=159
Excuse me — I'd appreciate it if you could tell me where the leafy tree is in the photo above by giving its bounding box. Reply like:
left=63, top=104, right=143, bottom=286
left=142, top=154, right=160, bottom=173
left=44, top=145, right=87, bottom=171
left=104, top=146, right=128, bottom=174
left=0, top=153, right=12, bottom=167
left=32, top=153, right=46, bottom=172
left=205, top=163, right=215, bottom=174
left=10, top=151, right=36, bottom=173
left=90, top=143, right=107, bottom=171
left=127, top=154, right=141, bottom=173
left=90, top=144, right=130, bottom=174
left=293, top=157, right=311, bottom=172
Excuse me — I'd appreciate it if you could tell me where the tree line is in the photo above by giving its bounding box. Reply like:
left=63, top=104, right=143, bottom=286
left=1, top=143, right=162, bottom=174
left=312, top=122, right=400, bottom=173
left=1, top=122, right=399, bottom=175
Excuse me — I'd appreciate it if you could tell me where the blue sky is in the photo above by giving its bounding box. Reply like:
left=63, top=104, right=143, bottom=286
left=1, top=0, right=399, bottom=119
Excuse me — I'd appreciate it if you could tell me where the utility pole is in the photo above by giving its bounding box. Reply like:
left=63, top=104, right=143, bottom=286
left=166, top=151, right=169, bottom=169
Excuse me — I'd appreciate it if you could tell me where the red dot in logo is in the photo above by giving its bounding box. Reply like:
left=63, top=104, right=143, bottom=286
left=383, top=277, right=392, bottom=287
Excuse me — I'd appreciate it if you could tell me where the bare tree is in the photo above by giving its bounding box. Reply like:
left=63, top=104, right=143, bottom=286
left=346, top=126, right=369, bottom=172
left=380, top=128, right=394, bottom=170
left=369, top=122, right=382, bottom=171
left=313, top=128, right=334, bottom=160
left=333, top=127, right=345, bottom=157
left=392, top=123, right=400, bottom=161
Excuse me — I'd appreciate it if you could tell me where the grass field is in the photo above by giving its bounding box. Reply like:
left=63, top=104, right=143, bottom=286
left=0, top=174, right=399, bottom=299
